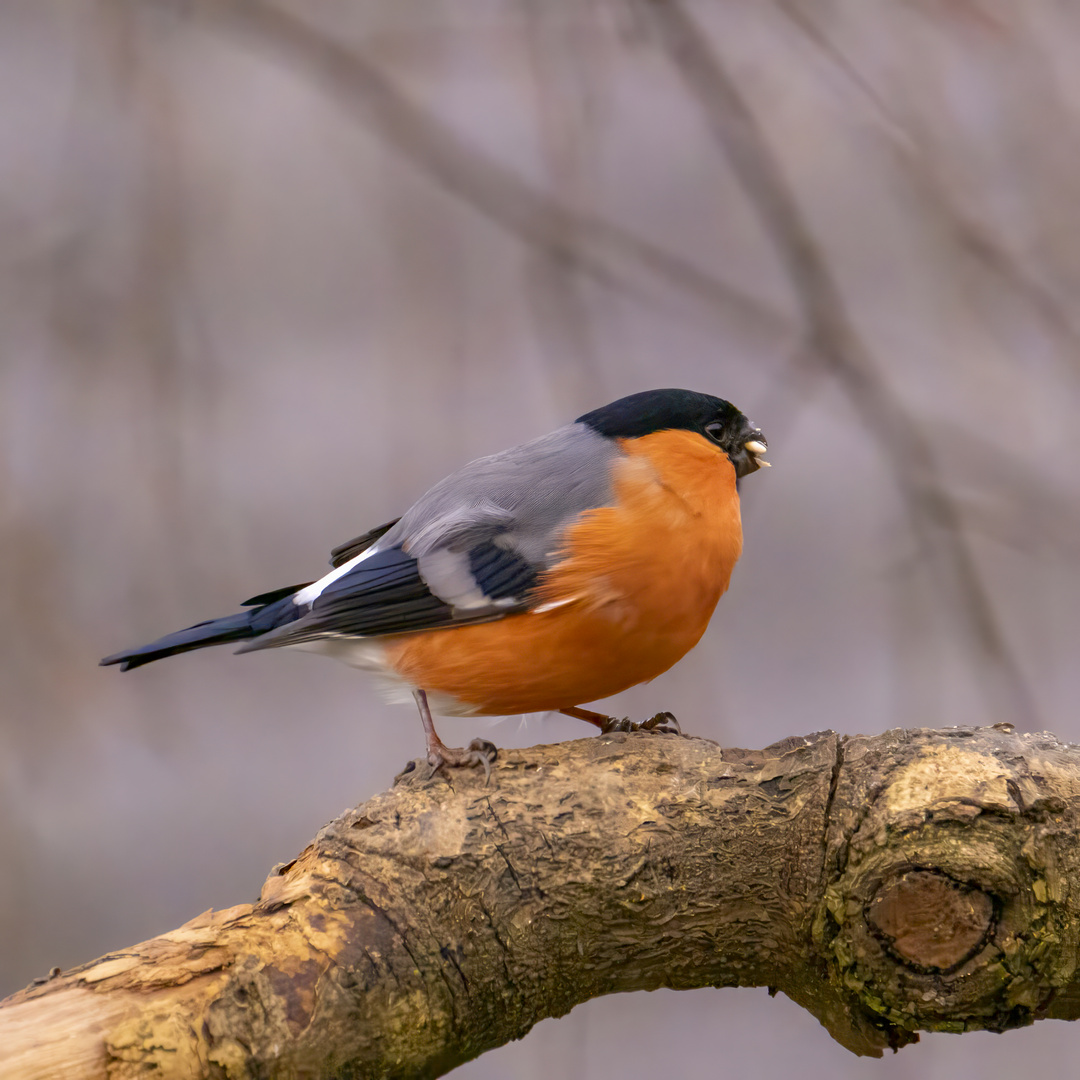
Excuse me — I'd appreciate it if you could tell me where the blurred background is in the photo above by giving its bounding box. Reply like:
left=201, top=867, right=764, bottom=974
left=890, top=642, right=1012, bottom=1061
left=3, top=0, right=1080, bottom=1075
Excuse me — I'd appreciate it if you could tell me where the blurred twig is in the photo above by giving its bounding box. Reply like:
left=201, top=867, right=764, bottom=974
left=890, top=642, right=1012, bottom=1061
left=520, top=2, right=604, bottom=407
left=190, top=0, right=789, bottom=353
left=773, top=0, right=1080, bottom=365
left=642, top=0, right=1037, bottom=727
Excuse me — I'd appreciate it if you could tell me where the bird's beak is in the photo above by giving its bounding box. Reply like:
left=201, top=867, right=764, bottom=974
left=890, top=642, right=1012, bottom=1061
left=744, top=438, right=770, bottom=470
left=731, top=431, right=769, bottom=479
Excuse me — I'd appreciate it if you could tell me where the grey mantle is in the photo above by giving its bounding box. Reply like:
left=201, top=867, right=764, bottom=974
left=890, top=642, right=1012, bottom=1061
left=4, top=725, right=1080, bottom=1078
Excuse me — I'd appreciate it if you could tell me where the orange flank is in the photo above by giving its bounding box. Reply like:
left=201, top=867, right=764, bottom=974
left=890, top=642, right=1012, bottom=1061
left=382, top=429, right=744, bottom=715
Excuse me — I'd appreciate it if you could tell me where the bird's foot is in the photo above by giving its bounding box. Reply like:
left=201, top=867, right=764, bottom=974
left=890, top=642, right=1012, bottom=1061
left=428, top=738, right=498, bottom=784
left=641, top=711, right=682, bottom=735
left=413, top=689, right=497, bottom=783
left=600, top=711, right=682, bottom=736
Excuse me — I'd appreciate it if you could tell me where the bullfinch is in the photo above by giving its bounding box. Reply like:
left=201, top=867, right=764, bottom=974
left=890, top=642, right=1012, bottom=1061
left=101, top=388, right=768, bottom=772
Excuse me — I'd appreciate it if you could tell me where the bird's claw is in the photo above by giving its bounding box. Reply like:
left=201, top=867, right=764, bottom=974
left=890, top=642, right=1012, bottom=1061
left=428, top=738, right=498, bottom=784
left=640, top=711, right=682, bottom=735
left=599, top=711, right=682, bottom=736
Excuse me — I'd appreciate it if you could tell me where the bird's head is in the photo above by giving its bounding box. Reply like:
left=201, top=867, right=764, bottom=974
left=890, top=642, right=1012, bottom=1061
left=576, top=388, right=768, bottom=479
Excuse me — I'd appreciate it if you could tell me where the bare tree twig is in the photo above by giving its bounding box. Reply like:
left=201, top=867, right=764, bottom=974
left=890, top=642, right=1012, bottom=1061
left=642, top=0, right=1037, bottom=728
left=185, top=0, right=790, bottom=353
left=772, top=0, right=1080, bottom=366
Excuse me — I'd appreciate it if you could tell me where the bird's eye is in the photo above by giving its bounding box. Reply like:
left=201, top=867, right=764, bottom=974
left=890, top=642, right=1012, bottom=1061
left=704, top=422, right=725, bottom=443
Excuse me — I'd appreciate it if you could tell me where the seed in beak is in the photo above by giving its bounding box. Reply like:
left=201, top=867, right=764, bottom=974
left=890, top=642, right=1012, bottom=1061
left=744, top=440, right=767, bottom=455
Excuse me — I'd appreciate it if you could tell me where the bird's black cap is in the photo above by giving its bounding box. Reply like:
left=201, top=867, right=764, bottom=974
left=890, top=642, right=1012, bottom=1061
left=576, top=388, right=766, bottom=477
left=575, top=388, right=740, bottom=439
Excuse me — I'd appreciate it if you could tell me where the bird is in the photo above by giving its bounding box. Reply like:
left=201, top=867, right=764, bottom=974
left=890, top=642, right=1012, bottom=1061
left=101, top=388, right=768, bottom=773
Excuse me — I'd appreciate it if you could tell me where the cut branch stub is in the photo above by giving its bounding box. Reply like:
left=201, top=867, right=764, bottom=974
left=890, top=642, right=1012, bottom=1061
left=813, top=727, right=1080, bottom=1046
left=868, top=869, right=995, bottom=973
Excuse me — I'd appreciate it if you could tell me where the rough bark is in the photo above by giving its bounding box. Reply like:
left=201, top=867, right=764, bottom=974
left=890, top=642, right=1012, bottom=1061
left=4, top=724, right=1080, bottom=1078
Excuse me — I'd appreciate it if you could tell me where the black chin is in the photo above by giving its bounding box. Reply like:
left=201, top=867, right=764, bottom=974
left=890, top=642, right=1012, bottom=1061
left=731, top=452, right=761, bottom=480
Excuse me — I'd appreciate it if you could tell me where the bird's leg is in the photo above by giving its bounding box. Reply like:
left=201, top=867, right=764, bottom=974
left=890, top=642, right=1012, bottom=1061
left=413, top=689, right=497, bottom=781
left=559, top=706, right=682, bottom=736
left=559, top=705, right=612, bottom=729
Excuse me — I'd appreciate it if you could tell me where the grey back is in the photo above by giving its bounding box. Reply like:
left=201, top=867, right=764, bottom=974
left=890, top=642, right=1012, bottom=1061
left=381, top=421, right=619, bottom=607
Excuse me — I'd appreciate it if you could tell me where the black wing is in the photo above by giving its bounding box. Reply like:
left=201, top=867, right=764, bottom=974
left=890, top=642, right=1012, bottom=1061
left=241, top=582, right=314, bottom=607
left=466, top=540, right=541, bottom=600
left=329, top=518, right=401, bottom=568
left=241, top=540, right=540, bottom=650
left=240, top=519, right=402, bottom=606
left=306, top=547, right=456, bottom=636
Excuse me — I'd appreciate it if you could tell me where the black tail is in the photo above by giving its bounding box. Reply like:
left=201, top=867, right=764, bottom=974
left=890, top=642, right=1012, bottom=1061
left=100, top=588, right=310, bottom=672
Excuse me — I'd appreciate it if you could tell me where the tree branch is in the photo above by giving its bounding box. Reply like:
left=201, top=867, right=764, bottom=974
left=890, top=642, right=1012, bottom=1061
left=4, top=725, right=1080, bottom=1077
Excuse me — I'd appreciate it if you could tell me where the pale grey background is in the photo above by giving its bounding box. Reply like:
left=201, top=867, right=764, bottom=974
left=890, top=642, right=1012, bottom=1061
left=3, top=1, right=1079, bottom=1075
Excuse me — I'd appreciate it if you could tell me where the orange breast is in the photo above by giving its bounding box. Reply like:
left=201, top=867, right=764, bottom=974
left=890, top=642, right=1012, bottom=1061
left=382, top=429, right=744, bottom=715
